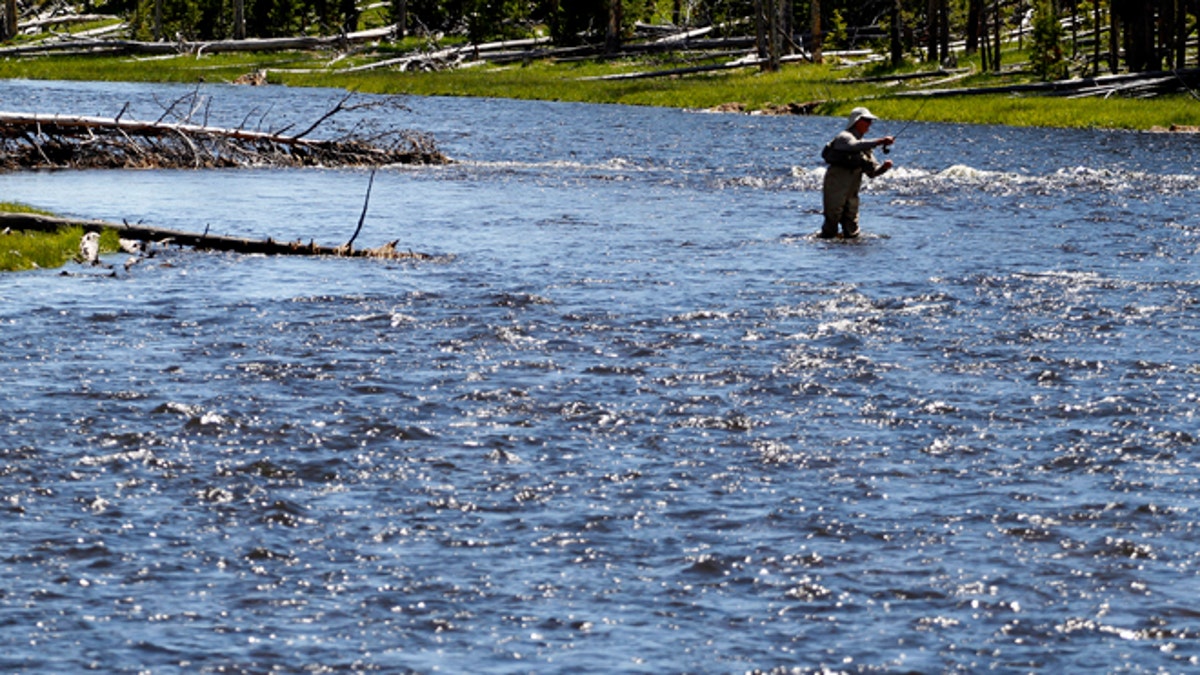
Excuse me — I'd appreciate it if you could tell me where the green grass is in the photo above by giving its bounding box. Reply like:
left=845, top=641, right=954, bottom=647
left=0, top=203, right=121, bottom=272
left=0, top=43, right=1196, bottom=131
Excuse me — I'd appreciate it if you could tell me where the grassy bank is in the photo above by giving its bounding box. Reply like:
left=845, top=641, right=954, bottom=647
left=0, top=203, right=119, bottom=272
left=0, top=49, right=1197, bottom=130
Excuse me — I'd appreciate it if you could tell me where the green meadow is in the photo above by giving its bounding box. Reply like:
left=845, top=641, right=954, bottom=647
left=0, top=48, right=1196, bottom=131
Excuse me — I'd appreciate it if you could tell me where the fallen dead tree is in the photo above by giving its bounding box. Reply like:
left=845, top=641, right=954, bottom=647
left=0, top=212, right=441, bottom=261
left=836, top=67, right=969, bottom=84
left=892, top=68, right=1200, bottom=99
left=18, top=13, right=119, bottom=31
left=579, top=50, right=810, bottom=81
left=0, top=25, right=396, bottom=58
left=0, top=94, right=449, bottom=170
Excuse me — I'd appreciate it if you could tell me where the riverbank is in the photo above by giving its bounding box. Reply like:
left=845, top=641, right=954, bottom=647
left=0, top=50, right=1197, bottom=131
left=0, top=203, right=121, bottom=272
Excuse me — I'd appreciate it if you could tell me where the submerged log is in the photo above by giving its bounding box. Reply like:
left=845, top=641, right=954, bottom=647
left=0, top=212, right=440, bottom=261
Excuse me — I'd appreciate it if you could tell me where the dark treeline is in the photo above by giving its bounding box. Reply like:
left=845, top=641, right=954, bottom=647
left=4, top=0, right=1198, bottom=76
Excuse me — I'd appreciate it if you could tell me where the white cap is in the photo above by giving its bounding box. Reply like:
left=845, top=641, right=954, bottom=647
left=846, top=107, right=878, bottom=128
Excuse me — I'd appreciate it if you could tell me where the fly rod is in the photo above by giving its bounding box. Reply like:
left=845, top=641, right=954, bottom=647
left=882, top=94, right=932, bottom=154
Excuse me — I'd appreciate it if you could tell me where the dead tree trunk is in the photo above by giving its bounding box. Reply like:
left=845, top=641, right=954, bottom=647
left=0, top=98, right=448, bottom=171
left=607, top=0, right=623, bottom=53
left=810, top=0, right=823, bottom=63
left=765, top=0, right=781, bottom=71
left=891, top=0, right=904, bottom=67
left=755, top=0, right=768, bottom=59
left=2, top=0, right=17, bottom=40
left=0, top=212, right=439, bottom=261
left=927, top=0, right=940, bottom=63
left=1109, top=3, right=1120, bottom=73
left=234, top=0, right=246, bottom=40
left=966, top=0, right=982, bottom=53
left=992, top=0, right=1003, bottom=72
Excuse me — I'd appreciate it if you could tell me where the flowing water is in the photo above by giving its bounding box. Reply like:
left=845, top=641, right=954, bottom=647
left=2, top=80, right=1200, bottom=673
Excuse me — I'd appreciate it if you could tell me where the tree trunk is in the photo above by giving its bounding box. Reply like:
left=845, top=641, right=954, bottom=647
left=890, top=0, right=904, bottom=67
left=926, top=0, right=940, bottom=62
left=992, top=0, right=1002, bottom=72
left=810, top=0, right=822, bottom=63
left=606, top=0, right=623, bottom=53
left=341, top=0, right=359, bottom=34
left=1116, top=0, right=1159, bottom=71
left=768, top=0, right=780, bottom=70
left=939, top=0, right=950, bottom=63
left=1173, top=0, right=1186, bottom=68
left=394, top=0, right=406, bottom=38
left=234, top=0, right=246, bottom=40
left=755, top=0, right=768, bottom=59
left=781, top=0, right=793, bottom=55
left=2, top=0, right=17, bottom=41
left=966, top=0, right=982, bottom=53
left=1071, top=0, right=1078, bottom=58
left=1109, top=1, right=1120, bottom=73
left=1159, top=0, right=1171, bottom=69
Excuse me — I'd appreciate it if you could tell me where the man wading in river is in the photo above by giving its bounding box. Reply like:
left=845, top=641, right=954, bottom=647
left=820, top=107, right=895, bottom=239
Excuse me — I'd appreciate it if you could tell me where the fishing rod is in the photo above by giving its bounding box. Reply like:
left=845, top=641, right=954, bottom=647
left=882, top=94, right=931, bottom=154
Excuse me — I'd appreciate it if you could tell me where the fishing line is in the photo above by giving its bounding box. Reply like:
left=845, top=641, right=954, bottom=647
left=1172, top=66, right=1200, bottom=102
left=883, top=94, right=932, bottom=154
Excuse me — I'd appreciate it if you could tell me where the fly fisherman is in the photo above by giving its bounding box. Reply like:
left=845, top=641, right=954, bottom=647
left=820, top=107, right=894, bottom=239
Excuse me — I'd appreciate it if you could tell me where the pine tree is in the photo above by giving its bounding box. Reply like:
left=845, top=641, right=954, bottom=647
left=1031, top=0, right=1068, bottom=80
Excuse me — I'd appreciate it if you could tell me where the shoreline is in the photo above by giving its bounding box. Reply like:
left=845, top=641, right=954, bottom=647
left=0, top=52, right=1197, bottom=131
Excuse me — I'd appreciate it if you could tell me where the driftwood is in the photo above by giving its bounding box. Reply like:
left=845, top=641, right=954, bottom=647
left=0, top=212, right=439, bottom=261
left=893, top=68, right=1200, bottom=99
left=836, top=68, right=969, bottom=84
left=19, top=13, right=119, bottom=30
left=0, top=93, right=449, bottom=171
left=337, top=36, right=555, bottom=73
left=0, top=26, right=396, bottom=58
left=579, top=51, right=810, bottom=81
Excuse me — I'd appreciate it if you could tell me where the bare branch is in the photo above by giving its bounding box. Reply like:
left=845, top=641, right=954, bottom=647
left=344, top=168, right=376, bottom=251
left=291, top=91, right=356, bottom=140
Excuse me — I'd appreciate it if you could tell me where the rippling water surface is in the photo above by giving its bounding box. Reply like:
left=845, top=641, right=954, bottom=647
left=2, top=80, right=1200, bottom=673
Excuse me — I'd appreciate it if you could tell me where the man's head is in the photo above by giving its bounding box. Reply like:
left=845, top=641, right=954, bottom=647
left=846, top=107, right=878, bottom=132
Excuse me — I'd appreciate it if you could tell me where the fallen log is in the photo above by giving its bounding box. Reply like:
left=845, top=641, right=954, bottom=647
left=19, top=14, right=119, bottom=31
left=836, top=67, right=969, bottom=84
left=338, top=36, right=556, bottom=73
left=0, top=94, right=449, bottom=170
left=0, top=212, right=441, bottom=261
left=579, top=50, right=809, bottom=81
left=0, top=25, right=397, bottom=58
left=892, top=68, right=1200, bottom=99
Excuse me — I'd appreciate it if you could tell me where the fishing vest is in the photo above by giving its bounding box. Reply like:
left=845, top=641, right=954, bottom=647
left=821, top=141, right=870, bottom=171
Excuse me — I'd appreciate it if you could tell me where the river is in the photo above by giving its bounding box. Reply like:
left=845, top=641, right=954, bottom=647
left=2, top=79, right=1200, bottom=673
